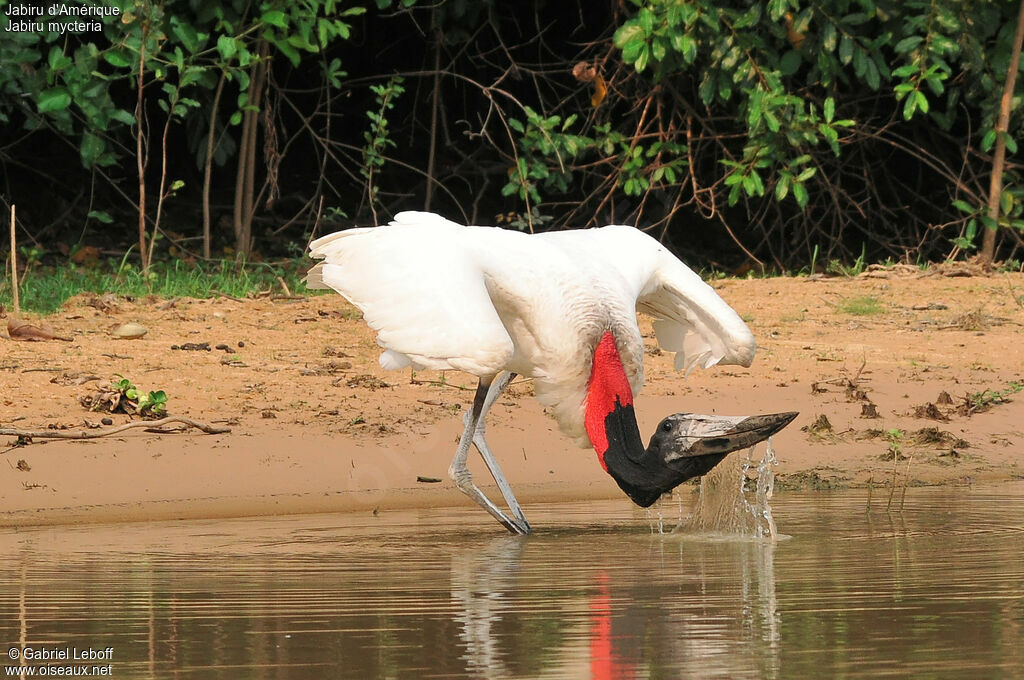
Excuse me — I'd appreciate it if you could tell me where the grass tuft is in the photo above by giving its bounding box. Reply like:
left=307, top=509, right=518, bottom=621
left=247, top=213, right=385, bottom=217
left=0, top=258, right=311, bottom=315
left=837, top=295, right=884, bottom=316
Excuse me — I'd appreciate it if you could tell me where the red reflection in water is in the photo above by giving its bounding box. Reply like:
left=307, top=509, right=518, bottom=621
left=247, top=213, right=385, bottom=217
left=589, top=572, right=637, bottom=680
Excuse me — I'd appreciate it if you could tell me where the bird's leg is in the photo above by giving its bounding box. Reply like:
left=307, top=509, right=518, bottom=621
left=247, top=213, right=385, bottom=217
left=466, top=372, right=531, bottom=533
left=449, top=375, right=529, bottom=535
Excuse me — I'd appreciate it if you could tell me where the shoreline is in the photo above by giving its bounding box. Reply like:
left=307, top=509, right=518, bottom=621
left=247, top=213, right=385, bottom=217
left=3, top=274, right=1022, bottom=529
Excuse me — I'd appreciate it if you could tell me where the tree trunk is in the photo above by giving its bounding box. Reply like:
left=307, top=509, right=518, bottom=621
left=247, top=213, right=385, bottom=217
left=232, top=42, right=269, bottom=257
left=9, top=204, right=18, bottom=316
left=135, top=20, right=149, bottom=273
left=202, top=71, right=226, bottom=260
left=982, top=0, right=1024, bottom=265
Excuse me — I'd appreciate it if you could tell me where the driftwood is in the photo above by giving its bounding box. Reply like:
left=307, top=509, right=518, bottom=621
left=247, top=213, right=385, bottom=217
left=0, top=416, right=231, bottom=440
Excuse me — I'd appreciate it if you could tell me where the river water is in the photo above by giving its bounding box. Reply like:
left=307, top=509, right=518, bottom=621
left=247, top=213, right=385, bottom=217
left=1, top=484, right=1023, bottom=679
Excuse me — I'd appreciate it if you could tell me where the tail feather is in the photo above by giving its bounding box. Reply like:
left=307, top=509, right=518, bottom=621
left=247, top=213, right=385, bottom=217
left=304, top=262, right=328, bottom=289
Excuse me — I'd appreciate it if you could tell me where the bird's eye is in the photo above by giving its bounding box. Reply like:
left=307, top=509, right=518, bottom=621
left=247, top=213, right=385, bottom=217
left=661, top=420, right=673, bottom=433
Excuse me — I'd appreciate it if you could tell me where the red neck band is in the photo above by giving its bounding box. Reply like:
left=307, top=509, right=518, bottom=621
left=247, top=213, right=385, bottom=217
left=584, top=332, right=634, bottom=469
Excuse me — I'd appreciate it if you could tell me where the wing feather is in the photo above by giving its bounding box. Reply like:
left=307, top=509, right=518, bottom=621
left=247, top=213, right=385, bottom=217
left=637, top=243, right=756, bottom=374
left=306, top=212, right=514, bottom=375
left=541, top=225, right=756, bottom=375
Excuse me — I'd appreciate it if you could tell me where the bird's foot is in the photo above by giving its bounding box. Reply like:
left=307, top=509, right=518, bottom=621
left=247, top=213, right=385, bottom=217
left=449, top=464, right=531, bottom=535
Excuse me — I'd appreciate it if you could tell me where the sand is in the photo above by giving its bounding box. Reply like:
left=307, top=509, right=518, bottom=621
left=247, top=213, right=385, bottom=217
left=2, top=269, right=1022, bottom=527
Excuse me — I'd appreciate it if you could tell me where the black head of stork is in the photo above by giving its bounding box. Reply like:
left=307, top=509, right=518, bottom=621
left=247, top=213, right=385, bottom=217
left=600, top=405, right=798, bottom=507
left=586, top=331, right=797, bottom=508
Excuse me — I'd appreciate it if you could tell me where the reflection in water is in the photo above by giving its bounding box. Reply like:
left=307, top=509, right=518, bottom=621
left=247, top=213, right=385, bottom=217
left=1, top=486, right=1023, bottom=678
left=451, top=537, right=526, bottom=677
left=448, top=529, right=781, bottom=680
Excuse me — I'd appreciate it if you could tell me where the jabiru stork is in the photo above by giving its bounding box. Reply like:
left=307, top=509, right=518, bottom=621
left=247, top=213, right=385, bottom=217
left=306, top=212, right=796, bottom=534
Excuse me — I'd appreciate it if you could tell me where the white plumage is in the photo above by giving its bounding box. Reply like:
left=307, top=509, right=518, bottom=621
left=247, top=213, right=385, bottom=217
left=306, top=211, right=756, bottom=447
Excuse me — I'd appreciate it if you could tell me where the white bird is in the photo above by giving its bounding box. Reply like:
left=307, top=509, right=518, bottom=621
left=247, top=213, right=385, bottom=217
left=306, top=212, right=796, bottom=534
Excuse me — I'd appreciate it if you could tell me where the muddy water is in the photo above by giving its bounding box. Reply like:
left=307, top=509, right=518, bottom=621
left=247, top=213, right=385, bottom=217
left=1, top=485, right=1023, bottom=679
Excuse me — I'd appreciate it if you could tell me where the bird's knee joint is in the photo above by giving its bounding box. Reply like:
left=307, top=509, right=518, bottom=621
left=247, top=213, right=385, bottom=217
left=448, top=464, right=473, bottom=489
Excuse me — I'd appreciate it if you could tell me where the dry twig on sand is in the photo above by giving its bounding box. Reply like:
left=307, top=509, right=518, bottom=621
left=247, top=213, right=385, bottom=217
left=0, top=416, right=231, bottom=440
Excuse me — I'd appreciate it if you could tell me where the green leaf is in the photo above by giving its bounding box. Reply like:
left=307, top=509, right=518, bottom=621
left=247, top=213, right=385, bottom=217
left=111, top=108, right=135, bottom=126
left=680, top=34, right=697, bottom=63
left=317, top=18, right=333, bottom=46
left=894, top=36, right=924, bottom=54
left=637, top=8, right=655, bottom=36
left=613, top=23, right=645, bottom=49
left=892, top=64, right=918, bottom=79
left=780, top=50, right=801, bottom=76
left=38, top=88, right=72, bottom=113
left=775, top=174, right=791, bottom=200
left=48, top=46, right=71, bottom=71
left=170, top=17, right=200, bottom=52
left=952, top=199, right=976, bottom=214
left=824, top=97, right=835, bottom=123
left=914, top=90, right=929, bottom=114
left=87, top=210, right=113, bottom=224
left=635, top=44, right=650, bottom=72
left=699, top=73, right=715, bottom=106
left=651, top=38, right=666, bottom=63
left=839, top=35, right=854, bottom=65
left=748, top=170, right=764, bottom=196
left=796, top=167, right=817, bottom=182
left=80, top=132, right=105, bottom=167
left=274, top=39, right=301, bottom=67
left=261, top=10, right=288, bottom=28
left=217, top=35, right=238, bottom=61
left=864, top=59, right=880, bottom=90
left=742, top=174, right=756, bottom=195
left=822, top=23, right=837, bottom=52
left=1003, top=131, right=1019, bottom=155
left=981, top=129, right=997, bottom=152
left=853, top=48, right=866, bottom=78
left=621, top=38, right=643, bottom=64
left=728, top=183, right=742, bottom=206
left=902, top=92, right=917, bottom=120
left=793, top=181, right=809, bottom=208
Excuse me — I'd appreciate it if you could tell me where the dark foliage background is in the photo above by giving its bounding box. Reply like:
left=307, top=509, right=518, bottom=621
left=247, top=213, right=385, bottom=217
left=2, top=0, right=1024, bottom=271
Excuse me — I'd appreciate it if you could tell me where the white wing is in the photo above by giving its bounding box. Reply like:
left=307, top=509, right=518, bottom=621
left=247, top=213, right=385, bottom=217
left=306, top=212, right=514, bottom=375
left=638, top=255, right=756, bottom=375
left=539, top=225, right=756, bottom=375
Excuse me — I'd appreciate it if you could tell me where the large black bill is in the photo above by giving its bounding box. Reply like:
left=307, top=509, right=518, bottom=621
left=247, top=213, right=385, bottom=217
left=660, top=411, right=800, bottom=463
left=603, top=405, right=799, bottom=508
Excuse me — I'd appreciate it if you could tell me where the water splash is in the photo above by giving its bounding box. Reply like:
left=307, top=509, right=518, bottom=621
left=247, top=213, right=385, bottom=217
left=645, top=504, right=665, bottom=534
left=647, top=485, right=689, bottom=534
left=674, top=436, right=780, bottom=540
